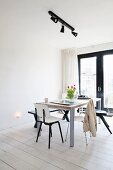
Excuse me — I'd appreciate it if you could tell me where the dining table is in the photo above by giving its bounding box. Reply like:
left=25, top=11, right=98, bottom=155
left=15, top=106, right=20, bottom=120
left=45, top=98, right=101, bottom=147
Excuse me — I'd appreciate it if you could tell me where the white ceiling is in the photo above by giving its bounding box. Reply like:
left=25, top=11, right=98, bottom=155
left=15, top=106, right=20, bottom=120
left=1, top=0, right=113, bottom=49
left=40, top=0, right=113, bottom=49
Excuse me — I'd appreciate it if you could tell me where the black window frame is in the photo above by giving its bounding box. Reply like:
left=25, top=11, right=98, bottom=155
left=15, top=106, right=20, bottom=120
left=78, top=49, right=113, bottom=110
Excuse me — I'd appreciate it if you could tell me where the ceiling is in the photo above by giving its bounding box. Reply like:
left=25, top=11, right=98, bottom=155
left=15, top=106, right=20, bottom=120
left=1, top=0, right=113, bottom=49
left=38, top=0, right=113, bottom=49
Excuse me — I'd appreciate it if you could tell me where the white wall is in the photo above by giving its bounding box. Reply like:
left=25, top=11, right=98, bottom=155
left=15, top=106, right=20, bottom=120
left=0, top=43, right=62, bottom=130
left=0, top=1, right=62, bottom=130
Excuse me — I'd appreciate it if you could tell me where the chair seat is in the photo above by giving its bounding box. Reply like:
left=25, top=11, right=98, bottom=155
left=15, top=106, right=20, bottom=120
left=39, top=116, right=62, bottom=123
left=96, top=109, right=113, bottom=117
left=96, top=109, right=107, bottom=115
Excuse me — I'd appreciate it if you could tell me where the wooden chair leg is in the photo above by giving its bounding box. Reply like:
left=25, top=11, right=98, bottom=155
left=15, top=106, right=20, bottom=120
left=57, top=122, right=64, bottom=143
left=48, top=125, right=51, bottom=149
left=65, top=122, right=69, bottom=142
left=98, top=115, right=112, bottom=134
left=84, top=132, right=88, bottom=146
left=36, top=122, right=42, bottom=142
left=50, top=126, right=52, bottom=137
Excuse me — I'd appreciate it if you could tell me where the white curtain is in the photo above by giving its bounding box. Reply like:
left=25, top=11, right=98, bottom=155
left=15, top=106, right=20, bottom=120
left=62, top=49, right=78, bottom=93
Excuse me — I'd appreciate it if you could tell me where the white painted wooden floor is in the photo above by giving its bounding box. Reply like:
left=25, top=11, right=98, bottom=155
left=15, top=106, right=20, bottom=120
left=0, top=114, right=113, bottom=170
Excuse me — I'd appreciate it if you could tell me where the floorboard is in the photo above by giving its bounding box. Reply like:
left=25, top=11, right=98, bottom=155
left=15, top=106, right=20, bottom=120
left=0, top=115, right=113, bottom=170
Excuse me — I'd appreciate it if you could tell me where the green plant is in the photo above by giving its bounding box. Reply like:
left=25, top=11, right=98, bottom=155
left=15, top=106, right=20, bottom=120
left=66, top=85, right=76, bottom=99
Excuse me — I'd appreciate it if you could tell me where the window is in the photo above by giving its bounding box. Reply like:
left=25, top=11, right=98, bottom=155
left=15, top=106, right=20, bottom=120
left=78, top=49, right=113, bottom=111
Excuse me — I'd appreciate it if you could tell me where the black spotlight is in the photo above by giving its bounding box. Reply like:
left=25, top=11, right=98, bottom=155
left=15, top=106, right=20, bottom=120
left=60, top=25, right=64, bottom=33
left=51, top=16, right=58, bottom=23
left=72, top=31, right=78, bottom=37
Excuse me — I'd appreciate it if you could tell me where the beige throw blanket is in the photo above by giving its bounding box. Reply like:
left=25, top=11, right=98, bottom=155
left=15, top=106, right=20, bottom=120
left=83, top=99, right=97, bottom=137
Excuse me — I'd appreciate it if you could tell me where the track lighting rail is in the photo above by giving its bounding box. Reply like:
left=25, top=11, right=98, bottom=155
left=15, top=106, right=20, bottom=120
left=48, top=11, right=74, bottom=31
left=48, top=11, right=78, bottom=37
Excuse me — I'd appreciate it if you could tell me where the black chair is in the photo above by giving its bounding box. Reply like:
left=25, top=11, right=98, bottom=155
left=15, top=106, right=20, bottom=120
left=78, top=107, right=113, bottom=134
left=96, top=109, right=112, bottom=134
left=34, top=103, right=64, bottom=149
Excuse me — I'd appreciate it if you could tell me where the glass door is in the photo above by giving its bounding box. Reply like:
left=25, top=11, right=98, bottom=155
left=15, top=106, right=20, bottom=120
left=104, top=54, right=113, bottom=110
left=78, top=50, right=113, bottom=110
left=80, top=57, right=96, bottom=98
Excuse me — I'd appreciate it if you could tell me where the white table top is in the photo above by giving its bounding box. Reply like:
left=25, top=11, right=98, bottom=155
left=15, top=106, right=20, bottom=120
left=44, top=99, right=89, bottom=110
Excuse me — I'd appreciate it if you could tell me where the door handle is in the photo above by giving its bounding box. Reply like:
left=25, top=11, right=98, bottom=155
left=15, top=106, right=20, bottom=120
left=98, top=87, right=101, bottom=92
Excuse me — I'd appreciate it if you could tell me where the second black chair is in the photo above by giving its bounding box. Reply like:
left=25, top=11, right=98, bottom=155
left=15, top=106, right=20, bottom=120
left=96, top=109, right=112, bottom=134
